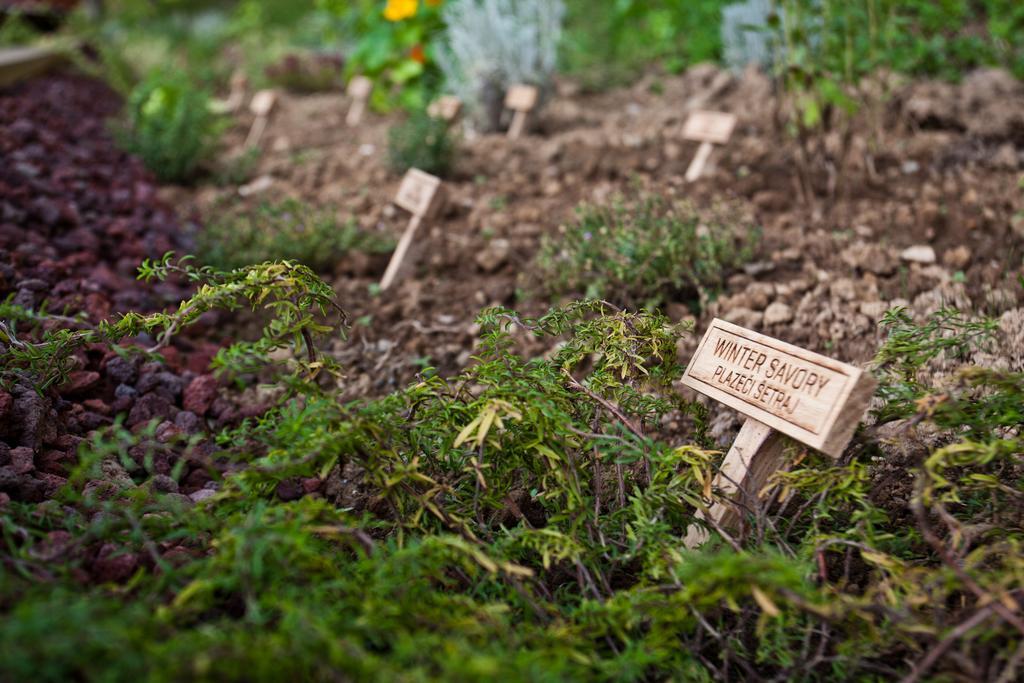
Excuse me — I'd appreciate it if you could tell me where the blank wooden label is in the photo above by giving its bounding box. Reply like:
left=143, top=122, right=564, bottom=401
left=428, top=95, right=462, bottom=122
left=682, top=110, right=737, bottom=145
left=394, top=168, right=442, bottom=218
left=505, top=84, right=539, bottom=112
left=250, top=90, right=277, bottom=116
left=682, top=319, right=875, bottom=457
left=348, top=75, right=373, bottom=100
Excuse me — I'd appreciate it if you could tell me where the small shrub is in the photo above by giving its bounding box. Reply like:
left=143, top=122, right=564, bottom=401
left=212, top=146, right=262, bottom=187
left=0, top=254, right=343, bottom=391
left=721, top=0, right=785, bottom=73
left=197, top=199, right=394, bottom=273
left=265, top=51, right=345, bottom=93
left=532, top=193, right=759, bottom=310
left=387, top=110, right=456, bottom=177
left=118, top=70, right=222, bottom=183
left=437, top=0, right=564, bottom=132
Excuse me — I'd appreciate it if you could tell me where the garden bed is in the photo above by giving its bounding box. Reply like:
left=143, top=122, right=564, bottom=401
left=1, top=8, right=1023, bottom=680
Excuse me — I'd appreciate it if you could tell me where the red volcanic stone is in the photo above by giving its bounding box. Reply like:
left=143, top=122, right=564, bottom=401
left=30, top=530, right=73, bottom=562
left=38, top=449, right=74, bottom=476
left=183, top=375, right=219, bottom=415
left=0, top=391, right=11, bottom=420
left=83, top=398, right=111, bottom=415
left=10, top=446, right=34, bottom=475
left=159, top=346, right=182, bottom=370
left=83, top=292, right=111, bottom=322
left=187, top=342, right=221, bottom=374
left=154, top=420, right=181, bottom=444
left=127, top=393, right=173, bottom=427
left=61, top=370, right=100, bottom=397
left=92, top=543, right=140, bottom=583
left=38, top=473, right=68, bottom=498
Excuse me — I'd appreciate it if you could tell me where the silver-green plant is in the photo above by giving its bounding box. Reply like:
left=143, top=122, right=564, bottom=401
left=437, top=0, right=564, bottom=132
left=721, top=0, right=783, bottom=73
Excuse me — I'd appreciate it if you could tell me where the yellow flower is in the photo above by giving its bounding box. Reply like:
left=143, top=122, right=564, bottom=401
left=384, top=0, right=418, bottom=21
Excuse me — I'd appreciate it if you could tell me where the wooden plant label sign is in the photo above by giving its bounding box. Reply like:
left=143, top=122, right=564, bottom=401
left=346, top=75, right=373, bottom=126
left=681, top=318, right=876, bottom=545
left=210, top=71, right=248, bottom=114
left=681, top=110, right=737, bottom=182
left=683, top=319, right=874, bottom=456
left=393, top=168, right=443, bottom=219
left=505, top=84, right=539, bottom=140
left=505, top=84, right=539, bottom=111
left=428, top=95, right=462, bottom=123
left=250, top=89, right=277, bottom=117
left=682, top=110, right=737, bottom=145
left=244, top=90, right=277, bottom=149
left=380, top=169, right=445, bottom=291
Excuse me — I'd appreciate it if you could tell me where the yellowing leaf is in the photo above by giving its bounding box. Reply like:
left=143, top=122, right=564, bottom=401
left=751, top=586, right=781, bottom=617
left=454, top=415, right=482, bottom=448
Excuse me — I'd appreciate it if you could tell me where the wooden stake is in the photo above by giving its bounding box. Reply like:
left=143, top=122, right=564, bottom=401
left=346, top=98, right=366, bottom=127
left=245, top=90, right=277, bottom=149
left=244, top=116, right=267, bottom=149
left=684, top=419, right=785, bottom=548
left=346, top=76, right=373, bottom=127
left=210, top=71, right=247, bottom=115
left=685, top=141, right=715, bottom=182
left=507, top=109, right=528, bottom=140
left=379, top=213, right=423, bottom=291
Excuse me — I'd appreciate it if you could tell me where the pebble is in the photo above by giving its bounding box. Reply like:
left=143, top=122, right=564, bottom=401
left=722, top=307, right=763, bottom=329
left=763, top=302, right=794, bottom=326
left=942, top=245, right=972, bottom=270
left=189, top=489, right=217, bottom=504
left=475, top=238, right=511, bottom=273
left=900, top=245, right=937, bottom=264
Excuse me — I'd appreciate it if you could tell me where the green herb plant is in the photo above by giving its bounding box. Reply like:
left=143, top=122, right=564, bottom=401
left=2, top=297, right=1023, bottom=680
left=197, top=199, right=394, bottom=273
left=387, top=109, right=456, bottom=177
left=117, top=71, right=223, bottom=183
left=532, top=192, right=759, bottom=310
left=0, top=254, right=343, bottom=392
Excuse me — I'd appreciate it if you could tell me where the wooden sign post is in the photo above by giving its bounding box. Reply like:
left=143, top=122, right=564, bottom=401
left=379, top=169, right=444, bottom=291
left=505, top=84, right=539, bottom=140
left=211, top=71, right=248, bottom=115
left=682, top=110, right=737, bottom=182
left=681, top=318, right=876, bottom=547
left=346, top=76, right=373, bottom=127
left=244, top=89, right=277, bottom=149
left=428, top=95, right=462, bottom=125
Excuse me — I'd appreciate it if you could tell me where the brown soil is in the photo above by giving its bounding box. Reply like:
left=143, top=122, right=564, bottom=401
left=179, top=64, right=1024, bottom=433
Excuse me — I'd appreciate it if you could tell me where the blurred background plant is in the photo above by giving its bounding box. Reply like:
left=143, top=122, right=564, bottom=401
left=532, top=192, right=759, bottom=311
left=8, top=0, right=1015, bottom=109
left=387, top=109, right=456, bottom=176
left=116, top=69, right=223, bottom=183
left=196, top=198, right=394, bottom=273
left=561, top=0, right=730, bottom=90
left=318, top=0, right=446, bottom=111
left=264, top=50, right=344, bottom=93
left=721, top=0, right=784, bottom=74
left=437, top=0, right=564, bottom=132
